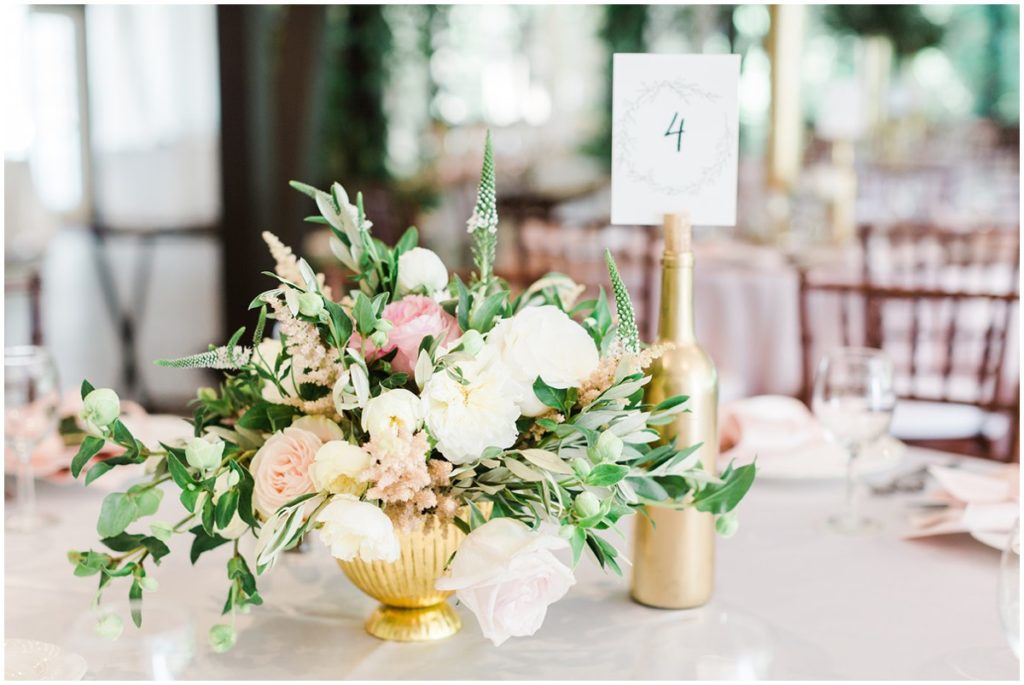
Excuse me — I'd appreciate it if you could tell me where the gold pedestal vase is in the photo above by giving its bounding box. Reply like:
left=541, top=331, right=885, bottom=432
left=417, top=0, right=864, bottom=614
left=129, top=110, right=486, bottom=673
left=337, top=507, right=485, bottom=642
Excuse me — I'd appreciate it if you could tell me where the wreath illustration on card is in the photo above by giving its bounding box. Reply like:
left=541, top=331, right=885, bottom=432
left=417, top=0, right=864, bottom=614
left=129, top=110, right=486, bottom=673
left=613, top=79, right=734, bottom=197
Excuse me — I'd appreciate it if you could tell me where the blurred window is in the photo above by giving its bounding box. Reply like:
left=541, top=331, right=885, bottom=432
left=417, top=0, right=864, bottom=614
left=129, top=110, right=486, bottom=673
left=85, top=5, right=221, bottom=228
left=5, top=5, right=88, bottom=218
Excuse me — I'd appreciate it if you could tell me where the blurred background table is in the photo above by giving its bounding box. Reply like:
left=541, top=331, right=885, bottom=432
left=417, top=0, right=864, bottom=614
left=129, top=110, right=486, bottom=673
left=5, top=447, right=1015, bottom=680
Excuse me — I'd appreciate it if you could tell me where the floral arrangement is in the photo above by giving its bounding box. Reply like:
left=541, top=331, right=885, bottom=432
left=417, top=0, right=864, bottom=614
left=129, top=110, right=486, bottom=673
left=67, top=133, right=754, bottom=649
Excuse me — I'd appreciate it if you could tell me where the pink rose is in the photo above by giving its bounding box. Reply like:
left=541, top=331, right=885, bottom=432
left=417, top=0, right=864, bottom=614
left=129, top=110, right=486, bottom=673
left=436, top=518, right=575, bottom=646
left=250, top=427, right=322, bottom=518
left=352, top=295, right=460, bottom=376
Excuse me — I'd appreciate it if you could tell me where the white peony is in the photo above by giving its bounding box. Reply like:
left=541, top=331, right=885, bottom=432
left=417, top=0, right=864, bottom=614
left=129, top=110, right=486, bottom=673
left=397, top=247, right=449, bottom=295
left=361, top=389, right=422, bottom=440
left=312, top=441, right=371, bottom=494
left=256, top=339, right=298, bottom=403
left=436, top=518, right=575, bottom=646
left=315, top=495, right=400, bottom=562
left=485, top=305, right=600, bottom=416
left=420, top=359, right=520, bottom=464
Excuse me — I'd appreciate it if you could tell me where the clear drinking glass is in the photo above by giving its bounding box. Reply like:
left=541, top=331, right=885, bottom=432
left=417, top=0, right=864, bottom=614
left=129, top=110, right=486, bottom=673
left=1000, top=518, right=1020, bottom=659
left=812, top=347, right=896, bottom=534
left=4, top=345, right=60, bottom=532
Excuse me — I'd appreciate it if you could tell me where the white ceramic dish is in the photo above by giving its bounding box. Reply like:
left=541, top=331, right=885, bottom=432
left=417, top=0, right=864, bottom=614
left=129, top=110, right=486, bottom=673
left=723, top=435, right=907, bottom=481
left=4, top=639, right=87, bottom=681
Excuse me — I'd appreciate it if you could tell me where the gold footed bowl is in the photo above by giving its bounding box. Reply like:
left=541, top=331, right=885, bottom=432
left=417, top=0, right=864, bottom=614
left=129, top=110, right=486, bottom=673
left=338, top=507, right=486, bottom=642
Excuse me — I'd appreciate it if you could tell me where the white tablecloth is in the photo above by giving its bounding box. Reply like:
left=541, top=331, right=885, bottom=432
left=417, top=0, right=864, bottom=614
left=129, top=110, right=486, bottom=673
left=5, top=447, right=1018, bottom=680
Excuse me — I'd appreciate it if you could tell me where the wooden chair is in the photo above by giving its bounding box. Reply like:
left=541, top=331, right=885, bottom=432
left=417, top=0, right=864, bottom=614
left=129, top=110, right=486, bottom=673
left=799, top=275, right=1019, bottom=461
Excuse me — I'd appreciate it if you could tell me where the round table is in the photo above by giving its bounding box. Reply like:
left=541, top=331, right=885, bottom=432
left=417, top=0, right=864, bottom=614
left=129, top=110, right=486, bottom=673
left=5, top=447, right=1017, bottom=679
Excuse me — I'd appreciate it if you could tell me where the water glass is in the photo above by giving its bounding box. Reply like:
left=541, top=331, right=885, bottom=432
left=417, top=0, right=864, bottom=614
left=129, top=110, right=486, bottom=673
left=4, top=345, right=60, bottom=532
left=1000, top=518, right=1020, bottom=659
left=812, top=347, right=896, bottom=534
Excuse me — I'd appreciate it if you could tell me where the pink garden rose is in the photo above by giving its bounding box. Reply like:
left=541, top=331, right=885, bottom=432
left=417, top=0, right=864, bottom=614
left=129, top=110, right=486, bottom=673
left=352, top=295, right=460, bottom=376
left=436, top=518, right=575, bottom=646
left=250, top=427, right=322, bottom=518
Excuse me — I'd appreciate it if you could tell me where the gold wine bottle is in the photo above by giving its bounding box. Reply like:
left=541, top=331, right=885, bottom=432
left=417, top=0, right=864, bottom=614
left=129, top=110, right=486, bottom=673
left=630, top=212, right=718, bottom=609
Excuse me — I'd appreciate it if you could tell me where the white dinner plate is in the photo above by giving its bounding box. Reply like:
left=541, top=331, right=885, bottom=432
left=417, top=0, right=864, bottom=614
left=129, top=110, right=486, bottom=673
left=969, top=529, right=1013, bottom=552
left=722, top=435, right=907, bottom=482
left=4, top=639, right=87, bottom=681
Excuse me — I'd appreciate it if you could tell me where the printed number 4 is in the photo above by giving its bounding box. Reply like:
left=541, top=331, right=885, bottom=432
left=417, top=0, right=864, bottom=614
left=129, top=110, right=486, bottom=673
left=665, top=112, right=685, bottom=152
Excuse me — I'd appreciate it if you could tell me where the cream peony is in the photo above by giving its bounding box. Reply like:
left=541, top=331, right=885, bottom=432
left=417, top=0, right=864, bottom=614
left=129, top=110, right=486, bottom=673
left=315, top=495, right=400, bottom=562
left=290, top=415, right=345, bottom=443
left=436, top=518, right=575, bottom=646
left=420, top=360, right=520, bottom=464
left=361, top=389, right=422, bottom=440
left=397, top=247, right=449, bottom=295
left=312, top=440, right=371, bottom=494
left=485, top=305, right=600, bottom=417
left=250, top=427, right=321, bottom=519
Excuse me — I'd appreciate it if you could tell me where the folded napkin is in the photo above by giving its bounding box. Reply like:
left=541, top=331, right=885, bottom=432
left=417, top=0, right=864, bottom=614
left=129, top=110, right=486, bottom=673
left=905, top=463, right=1019, bottom=550
left=4, top=390, right=192, bottom=484
left=719, top=395, right=904, bottom=479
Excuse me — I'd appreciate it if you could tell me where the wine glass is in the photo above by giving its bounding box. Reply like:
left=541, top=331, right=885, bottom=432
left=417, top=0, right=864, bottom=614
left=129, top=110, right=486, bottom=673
left=4, top=345, right=60, bottom=532
left=1000, top=518, right=1020, bottom=659
left=812, top=347, right=896, bottom=534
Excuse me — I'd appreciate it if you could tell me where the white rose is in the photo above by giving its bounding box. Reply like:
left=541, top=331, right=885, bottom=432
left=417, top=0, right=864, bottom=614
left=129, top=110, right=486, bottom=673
left=315, top=496, right=400, bottom=562
left=312, top=441, right=371, bottom=494
left=420, top=359, right=520, bottom=464
left=361, top=389, right=422, bottom=440
left=397, top=247, right=449, bottom=295
left=290, top=415, right=345, bottom=443
left=485, top=305, right=599, bottom=417
left=436, top=518, right=575, bottom=646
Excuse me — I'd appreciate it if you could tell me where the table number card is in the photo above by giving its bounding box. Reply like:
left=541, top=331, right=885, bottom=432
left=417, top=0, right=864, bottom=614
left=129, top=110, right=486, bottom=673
left=611, top=53, right=740, bottom=226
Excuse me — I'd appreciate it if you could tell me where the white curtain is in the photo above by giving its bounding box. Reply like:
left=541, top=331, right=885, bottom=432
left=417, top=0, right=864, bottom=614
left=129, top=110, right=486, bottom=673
left=86, top=5, right=221, bottom=228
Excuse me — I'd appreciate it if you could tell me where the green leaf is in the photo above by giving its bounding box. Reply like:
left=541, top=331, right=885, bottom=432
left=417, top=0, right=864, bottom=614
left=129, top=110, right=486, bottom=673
left=189, top=525, right=230, bottom=564
left=605, top=249, right=639, bottom=354
left=84, top=460, right=114, bottom=486
left=394, top=226, right=418, bottom=255
left=238, top=402, right=298, bottom=432
left=323, top=299, right=353, bottom=351
left=100, top=532, right=145, bottom=553
left=111, top=420, right=135, bottom=447
left=129, top=580, right=143, bottom=627
left=625, top=476, right=669, bottom=502
left=653, top=394, right=690, bottom=412
left=569, top=527, right=586, bottom=567
left=214, top=489, right=240, bottom=530
left=653, top=474, right=690, bottom=499
left=532, top=377, right=567, bottom=412
left=454, top=274, right=471, bottom=332
left=352, top=292, right=378, bottom=336
left=694, top=463, right=756, bottom=514
left=132, top=487, right=163, bottom=518
left=165, top=449, right=195, bottom=490
left=71, top=436, right=106, bottom=479
left=80, top=379, right=96, bottom=400
left=97, top=493, right=138, bottom=538
left=470, top=290, right=508, bottom=332
left=140, top=536, right=171, bottom=564
left=586, top=463, right=629, bottom=487
left=230, top=462, right=258, bottom=528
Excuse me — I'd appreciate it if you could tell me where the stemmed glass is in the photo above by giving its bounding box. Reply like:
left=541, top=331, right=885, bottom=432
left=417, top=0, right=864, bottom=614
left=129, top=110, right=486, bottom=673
left=4, top=345, right=60, bottom=532
left=999, top=518, right=1020, bottom=659
left=812, top=347, right=896, bottom=534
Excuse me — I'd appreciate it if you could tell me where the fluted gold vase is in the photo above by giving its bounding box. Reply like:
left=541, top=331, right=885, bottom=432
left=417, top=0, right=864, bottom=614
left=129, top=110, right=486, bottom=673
left=338, top=507, right=486, bottom=642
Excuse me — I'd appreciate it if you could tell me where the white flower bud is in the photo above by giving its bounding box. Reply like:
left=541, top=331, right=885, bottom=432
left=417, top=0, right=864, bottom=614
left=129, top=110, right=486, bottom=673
left=593, top=430, right=624, bottom=463
left=185, top=436, right=224, bottom=471
left=297, top=291, right=324, bottom=318
left=397, top=247, right=449, bottom=295
left=81, top=388, right=120, bottom=428
left=573, top=491, right=601, bottom=519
